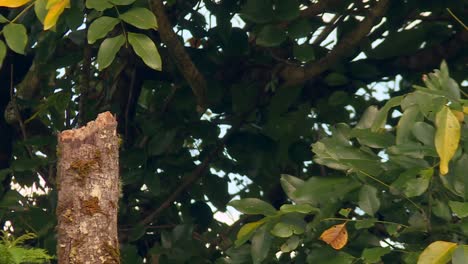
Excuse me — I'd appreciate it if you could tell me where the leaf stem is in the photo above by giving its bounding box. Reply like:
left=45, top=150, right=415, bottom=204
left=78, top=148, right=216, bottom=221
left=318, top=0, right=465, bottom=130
left=321, top=217, right=409, bottom=229
left=10, top=2, right=35, bottom=24
left=357, top=169, right=426, bottom=214
left=446, top=8, right=468, bottom=30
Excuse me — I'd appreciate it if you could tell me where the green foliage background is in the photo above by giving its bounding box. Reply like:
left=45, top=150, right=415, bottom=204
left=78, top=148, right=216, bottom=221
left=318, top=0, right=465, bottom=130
left=0, top=0, right=467, bottom=263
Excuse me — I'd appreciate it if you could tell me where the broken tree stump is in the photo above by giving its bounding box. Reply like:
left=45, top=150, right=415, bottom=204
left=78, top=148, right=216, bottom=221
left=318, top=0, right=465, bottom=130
left=56, top=112, right=120, bottom=263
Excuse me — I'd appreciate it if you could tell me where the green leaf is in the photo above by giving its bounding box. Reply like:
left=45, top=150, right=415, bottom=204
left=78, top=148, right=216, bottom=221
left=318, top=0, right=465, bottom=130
left=280, top=236, right=300, bottom=253
left=275, top=0, right=299, bottom=21
left=279, top=204, right=319, bottom=214
left=435, top=106, right=461, bottom=175
left=0, top=14, right=8, bottom=23
left=280, top=174, right=304, bottom=201
left=452, top=245, right=468, bottom=264
left=0, top=40, right=6, bottom=68
left=432, top=199, right=452, bottom=221
left=11, top=158, right=46, bottom=172
left=240, top=0, right=274, bottom=23
left=396, top=106, right=423, bottom=145
left=358, top=185, right=380, bottom=216
left=119, top=8, right=158, bottom=30
left=307, top=247, right=355, bottom=264
left=355, top=218, right=377, bottom=229
left=312, top=137, right=382, bottom=176
left=293, top=44, right=315, bottom=62
left=362, top=247, right=391, bottom=263
left=229, top=198, right=277, bottom=216
left=449, top=201, right=468, bottom=218
left=412, top=122, right=435, bottom=146
left=3, top=23, right=27, bottom=54
left=108, top=0, right=136, bottom=5
left=324, top=72, right=349, bottom=86
left=371, top=96, right=404, bottom=132
left=87, top=16, right=120, bottom=44
left=97, top=34, right=125, bottom=70
left=350, top=128, right=394, bottom=148
left=270, top=222, right=293, bottom=238
left=288, top=18, right=313, bottom=39
left=294, top=176, right=360, bottom=206
left=128, top=32, right=162, bottom=70
left=251, top=226, right=272, bottom=264
left=418, top=241, right=457, bottom=264
left=34, top=0, right=47, bottom=23
left=86, top=0, right=113, bottom=11
left=339, top=208, right=352, bottom=218
left=295, top=177, right=360, bottom=205
left=256, top=25, right=286, bottom=47
left=390, top=168, right=433, bottom=197
left=356, top=106, right=379, bottom=129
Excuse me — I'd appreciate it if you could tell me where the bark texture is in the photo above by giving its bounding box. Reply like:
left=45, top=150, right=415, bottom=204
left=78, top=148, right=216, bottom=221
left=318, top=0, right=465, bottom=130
left=56, top=112, right=120, bottom=264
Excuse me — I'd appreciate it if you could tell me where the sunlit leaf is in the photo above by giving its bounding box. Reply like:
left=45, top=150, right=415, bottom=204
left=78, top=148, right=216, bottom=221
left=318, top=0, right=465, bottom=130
left=451, top=110, right=464, bottom=123
left=97, top=34, right=125, bottom=70
left=0, top=0, right=30, bottom=8
left=434, top=106, right=461, bottom=175
left=362, top=247, right=391, bottom=263
left=229, top=198, right=277, bottom=216
left=319, top=223, right=348, bottom=250
left=418, top=241, right=457, bottom=264
left=87, top=16, right=120, bottom=44
left=448, top=201, right=468, bottom=218
left=119, top=7, right=158, bottom=30
left=0, top=40, right=6, bottom=68
left=44, top=0, right=70, bottom=30
left=358, top=185, right=380, bottom=216
left=3, top=23, right=27, bottom=54
left=127, top=32, right=162, bottom=71
left=85, top=0, right=112, bottom=11
left=279, top=204, right=319, bottom=214
left=251, top=226, right=272, bottom=264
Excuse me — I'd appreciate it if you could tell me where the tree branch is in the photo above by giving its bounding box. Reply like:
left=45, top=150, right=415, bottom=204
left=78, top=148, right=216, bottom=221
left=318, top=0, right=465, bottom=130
left=281, top=0, right=389, bottom=85
left=150, top=0, right=207, bottom=111
left=300, top=0, right=342, bottom=18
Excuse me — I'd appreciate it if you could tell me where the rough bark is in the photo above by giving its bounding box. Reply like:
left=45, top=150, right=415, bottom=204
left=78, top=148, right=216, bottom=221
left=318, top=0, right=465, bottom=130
left=56, top=112, right=120, bottom=264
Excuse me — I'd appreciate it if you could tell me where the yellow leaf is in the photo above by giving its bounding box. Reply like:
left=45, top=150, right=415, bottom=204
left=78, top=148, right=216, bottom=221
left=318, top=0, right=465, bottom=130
left=417, top=241, right=457, bottom=264
left=435, top=106, right=461, bottom=175
left=45, top=0, right=60, bottom=9
left=319, top=222, right=348, bottom=250
left=236, top=219, right=265, bottom=240
left=463, top=106, right=468, bottom=115
left=451, top=110, right=464, bottom=123
left=0, top=0, right=30, bottom=8
left=43, top=0, right=70, bottom=30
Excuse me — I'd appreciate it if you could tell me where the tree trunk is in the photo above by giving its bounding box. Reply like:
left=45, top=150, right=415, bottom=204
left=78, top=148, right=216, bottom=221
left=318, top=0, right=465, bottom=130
left=56, top=112, right=120, bottom=263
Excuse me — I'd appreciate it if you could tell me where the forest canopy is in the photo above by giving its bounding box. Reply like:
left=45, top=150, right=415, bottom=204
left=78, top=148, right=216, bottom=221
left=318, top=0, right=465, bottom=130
left=0, top=0, right=467, bottom=263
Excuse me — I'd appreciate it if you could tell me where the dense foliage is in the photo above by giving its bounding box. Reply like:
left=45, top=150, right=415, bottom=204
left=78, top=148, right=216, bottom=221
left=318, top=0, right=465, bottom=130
left=0, top=0, right=467, bottom=263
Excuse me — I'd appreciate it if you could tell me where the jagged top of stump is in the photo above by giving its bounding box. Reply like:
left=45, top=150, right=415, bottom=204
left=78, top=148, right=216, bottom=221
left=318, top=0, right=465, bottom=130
left=58, top=111, right=116, bottom=143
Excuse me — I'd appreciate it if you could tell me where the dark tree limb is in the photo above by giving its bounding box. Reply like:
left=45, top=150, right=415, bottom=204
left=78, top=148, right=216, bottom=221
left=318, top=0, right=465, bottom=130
left=281, top=0, right=390, bottom=85
left=150, top=0, right=207, bottom=111
left=78, top=44, right=92, bottom=127
left=300, top=0, right=342, bottom=18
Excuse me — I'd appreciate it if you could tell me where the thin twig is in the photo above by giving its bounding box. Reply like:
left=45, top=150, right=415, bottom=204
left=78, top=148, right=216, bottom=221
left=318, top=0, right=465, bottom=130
left=78, top=44, right=92, bottom=126
left=124, top=68, right=136, bottom=139
left=447, top=8, right=468, bottom=30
